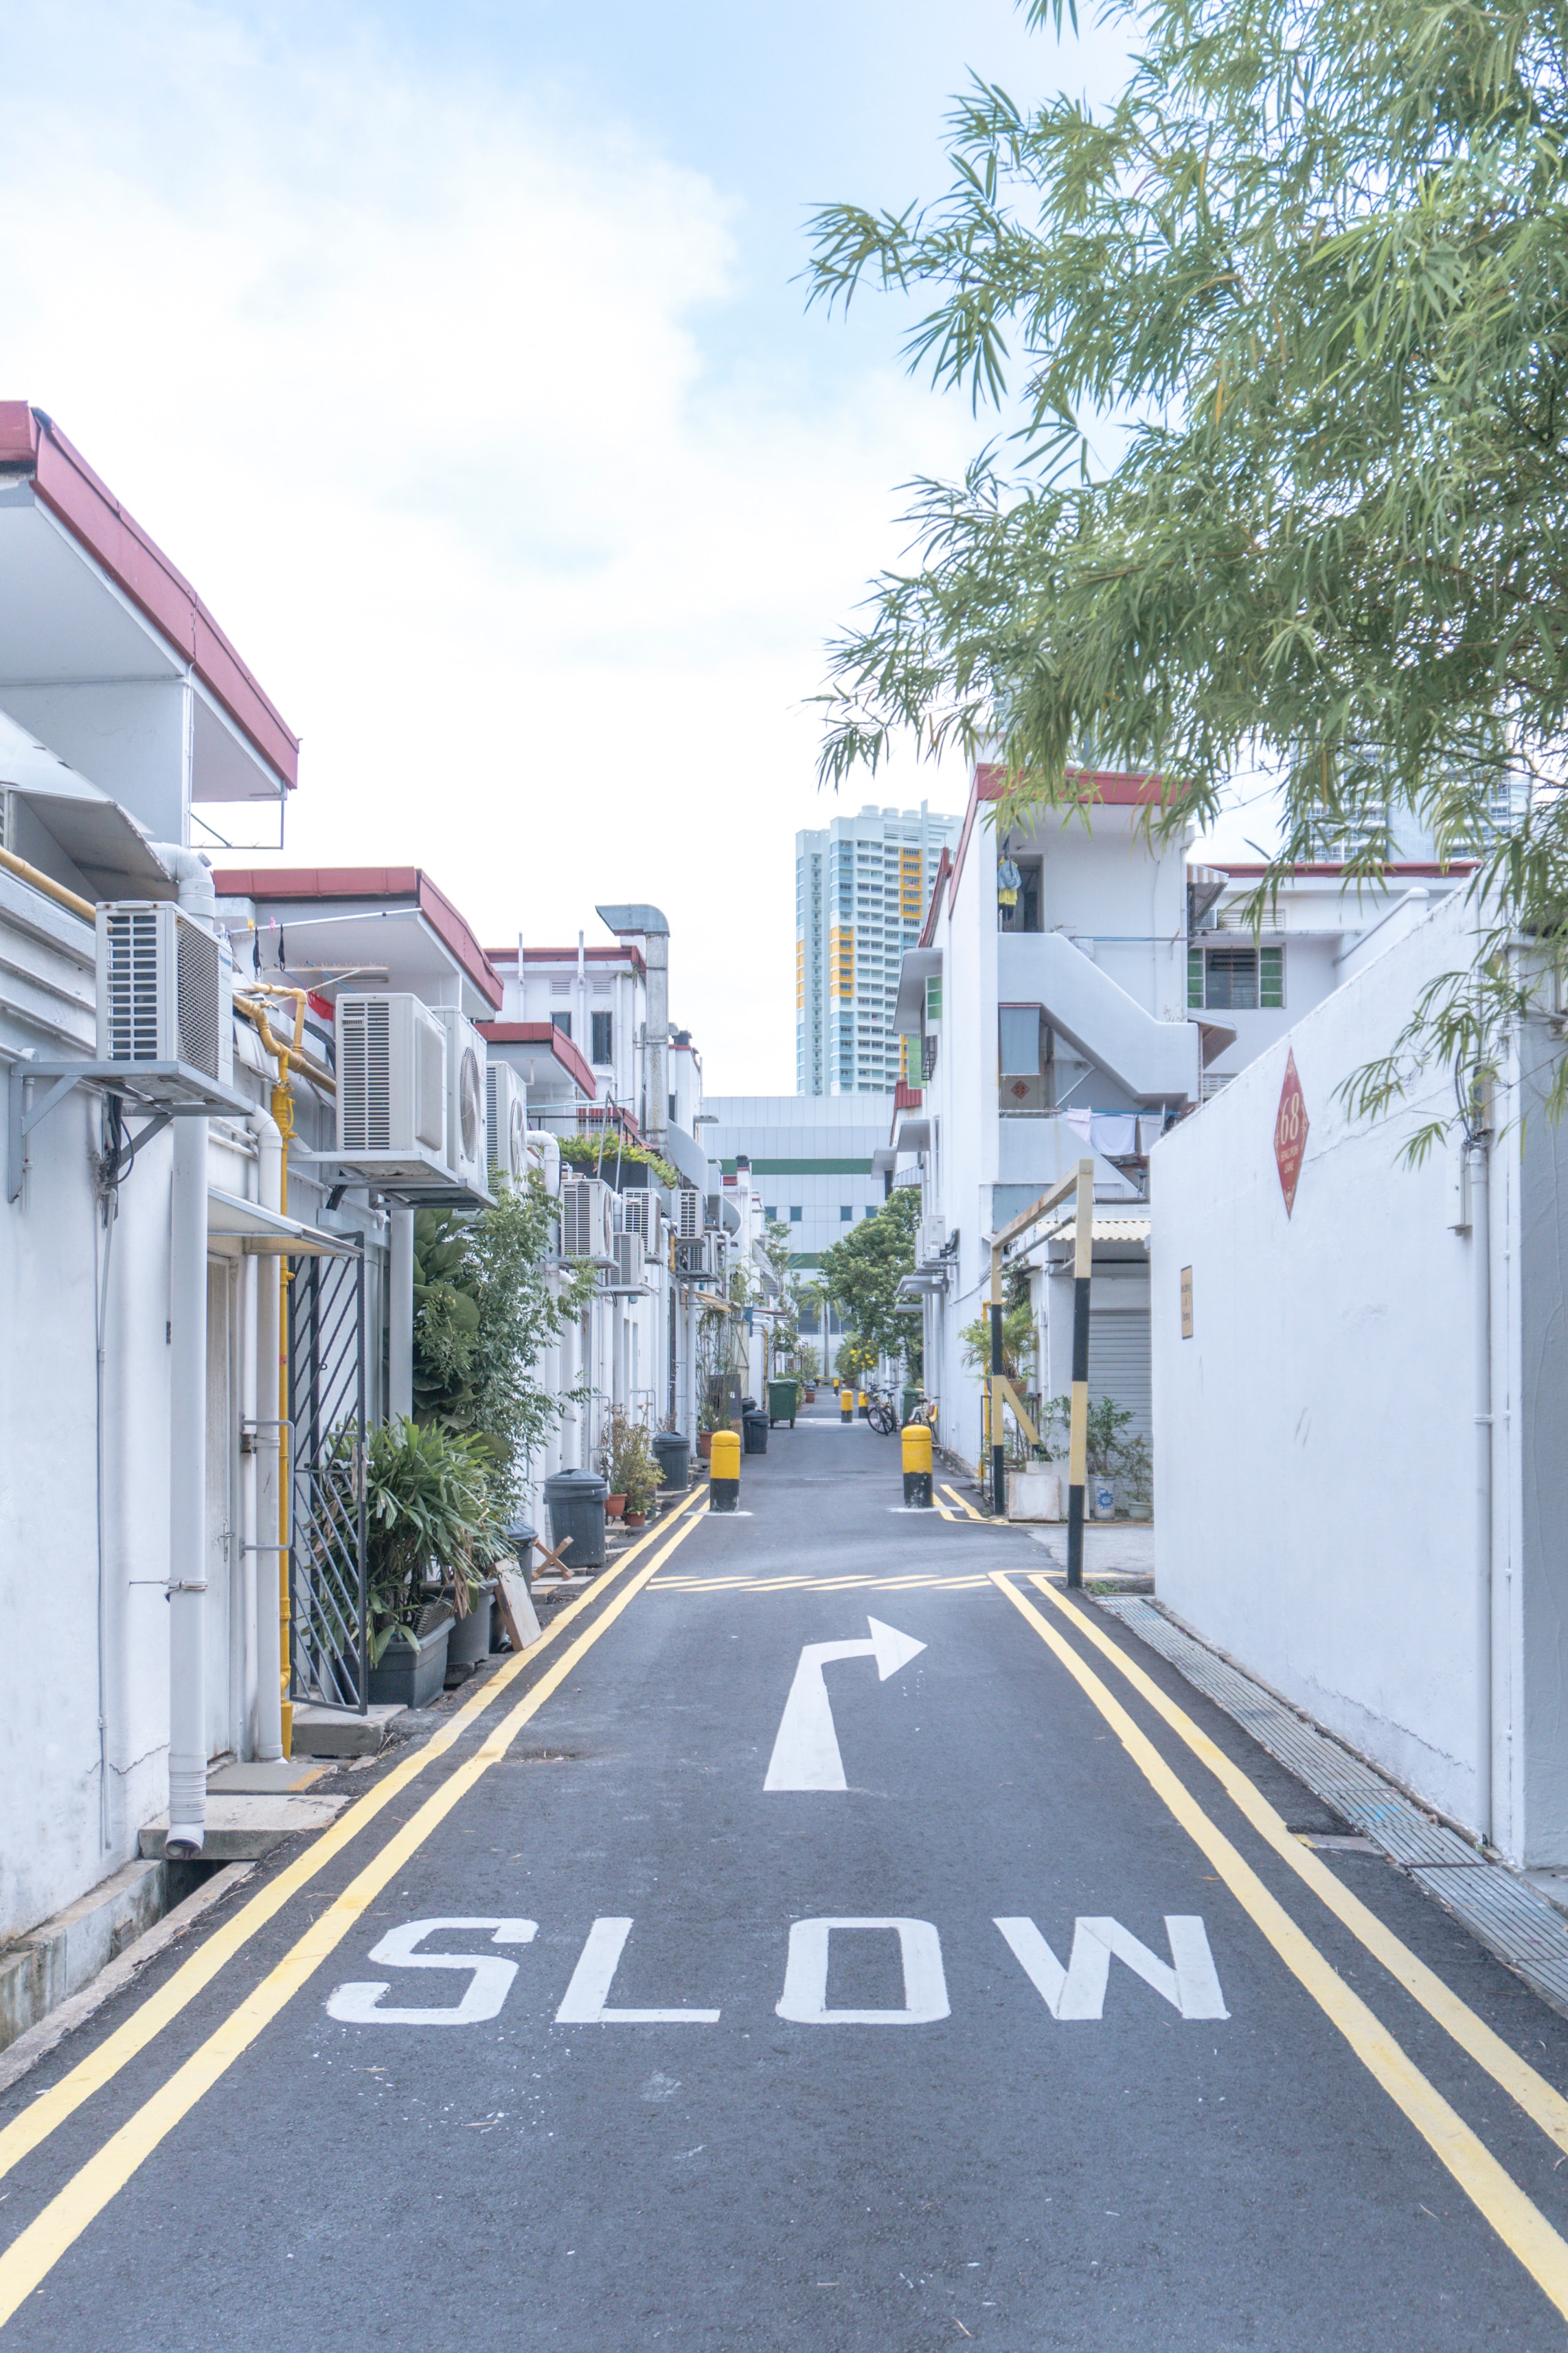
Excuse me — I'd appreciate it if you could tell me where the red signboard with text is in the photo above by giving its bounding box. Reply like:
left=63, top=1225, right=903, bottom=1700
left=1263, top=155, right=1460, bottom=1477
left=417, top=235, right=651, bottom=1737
left=1274, top=1050, right=1308, bottom=1217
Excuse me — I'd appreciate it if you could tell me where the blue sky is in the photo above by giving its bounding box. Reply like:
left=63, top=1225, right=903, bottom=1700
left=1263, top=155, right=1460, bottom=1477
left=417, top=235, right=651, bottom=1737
left=0, top=0, right=1188, bottom=1093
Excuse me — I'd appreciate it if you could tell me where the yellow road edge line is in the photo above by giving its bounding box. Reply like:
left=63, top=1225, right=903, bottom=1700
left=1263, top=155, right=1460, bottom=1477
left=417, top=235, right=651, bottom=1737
left=1022, top=1573, right=1568, bottom=2165
left=939, top=1485, right=985, bottom=1522
left=988, top=1571, right=1568, bottom=2323
left=0, top=1489, right=707, bottom=2191
left=0, top=1505, right=707, bottom=2326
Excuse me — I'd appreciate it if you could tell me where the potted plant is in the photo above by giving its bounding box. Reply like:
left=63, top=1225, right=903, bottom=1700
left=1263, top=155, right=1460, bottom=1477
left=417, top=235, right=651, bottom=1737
left=620, top=1422, right=663, bottom=1530
left=599, top=1405, right=663, bottom=1527
left=360, top=1417, right=499, bottom=1708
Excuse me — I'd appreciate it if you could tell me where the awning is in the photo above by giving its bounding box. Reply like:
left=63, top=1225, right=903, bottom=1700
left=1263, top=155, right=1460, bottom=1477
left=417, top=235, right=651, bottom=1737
left=1038, top=1213, right=1152, bottom=1248
left=207, top=1188, right=359, bottom=1259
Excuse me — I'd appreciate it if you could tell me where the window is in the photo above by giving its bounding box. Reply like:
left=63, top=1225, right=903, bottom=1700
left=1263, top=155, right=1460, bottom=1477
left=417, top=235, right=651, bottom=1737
left=591, top=1009, right=613, bottom=1064
left=551, top=1010, right=571, bottom=1039
left=789, top=1206, right=802, bottom=1222
left=1188, top=946, right=1284, bottom=1011
left=764, top=1205, right=776, bottom=1221
left=840, top=1205, right=853, bottom=1221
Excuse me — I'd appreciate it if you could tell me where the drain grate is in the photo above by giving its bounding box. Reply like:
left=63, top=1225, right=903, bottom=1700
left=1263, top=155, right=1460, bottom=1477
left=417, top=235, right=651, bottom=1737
left=1098, top=1595, right=1568, bottom=2019
left=1098, top=1599, right=1479, bottom=1866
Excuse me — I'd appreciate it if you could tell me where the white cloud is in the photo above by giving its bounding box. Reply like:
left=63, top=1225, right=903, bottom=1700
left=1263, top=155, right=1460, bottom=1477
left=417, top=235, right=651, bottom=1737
left=0, top=0, right=977, bottom=1091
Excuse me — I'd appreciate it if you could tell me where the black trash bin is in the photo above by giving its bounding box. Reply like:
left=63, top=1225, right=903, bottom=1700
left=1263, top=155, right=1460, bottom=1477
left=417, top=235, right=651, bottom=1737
left=652, top=1429, right=690, bottom=1497
left=742, top=1410, right=769, bottom=1456
left=542, top=1468, right=607, bottom=1571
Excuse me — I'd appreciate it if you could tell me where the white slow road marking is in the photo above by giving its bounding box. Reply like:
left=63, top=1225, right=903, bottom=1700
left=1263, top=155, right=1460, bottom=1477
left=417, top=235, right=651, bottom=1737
left=777, top=1919, right=951, bottom=2025
left=555, top=1917, right=721, bottom=2024
left=995, top=1915, right=1229, bottom=2020
left=327, top=1919, right=538, bottom=2025
left=763, top=1617, right=927, bottom=1792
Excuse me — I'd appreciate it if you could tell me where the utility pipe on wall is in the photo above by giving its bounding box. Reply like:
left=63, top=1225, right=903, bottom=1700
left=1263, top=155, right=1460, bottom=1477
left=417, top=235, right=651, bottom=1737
left=249, top=1106, right=284, bottom=1764
left=389, top=1206, right=414, bottom=1420
left=166, top=1114, right=209, bottom=1856
left=1472, top=1133, right=1494, bottom=1844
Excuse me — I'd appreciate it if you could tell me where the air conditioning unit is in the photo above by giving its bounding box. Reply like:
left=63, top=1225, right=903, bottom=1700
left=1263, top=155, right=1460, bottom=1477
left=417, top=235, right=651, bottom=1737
left=335, top=993, right=448, bottom=1180
left=677, top=1187, right=703, bottom=1241
left=672, top=1234, right=707, bottom=1278
left=917, top=1214, right=946, bottom=1266
left=433, top=1008, right=487, bottom=1193
left=97, top=903, right=234, bottom=1088
left=486, top=1059, right=529, bottom=1186
left=560, top=1176, right=611, bottom=1260
left=609, top=1230, right=646, bottom=1290
left=615, top=1191, right=658, bottom=1244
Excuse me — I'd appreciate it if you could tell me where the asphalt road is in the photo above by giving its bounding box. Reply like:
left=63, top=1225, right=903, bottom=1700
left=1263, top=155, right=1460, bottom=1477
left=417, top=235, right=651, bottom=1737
left=7, top=1400, right=1568, bottom=2350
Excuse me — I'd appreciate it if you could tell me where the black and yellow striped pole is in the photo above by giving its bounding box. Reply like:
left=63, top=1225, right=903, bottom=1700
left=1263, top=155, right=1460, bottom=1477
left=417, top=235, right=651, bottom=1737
left=1065, top=1158, right=1095, bottom=1590
left=988, top=1272, right=1005, bottom=1520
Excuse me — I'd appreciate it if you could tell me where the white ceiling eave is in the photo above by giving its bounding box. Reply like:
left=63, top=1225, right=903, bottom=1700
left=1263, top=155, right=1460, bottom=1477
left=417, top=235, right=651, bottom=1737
left=0, top=707, right=175, bottom=897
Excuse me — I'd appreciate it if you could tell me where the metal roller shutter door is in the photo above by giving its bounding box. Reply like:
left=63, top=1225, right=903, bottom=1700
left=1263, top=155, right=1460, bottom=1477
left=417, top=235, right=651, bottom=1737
left=1088, top=1309, right=1152, bottom=1447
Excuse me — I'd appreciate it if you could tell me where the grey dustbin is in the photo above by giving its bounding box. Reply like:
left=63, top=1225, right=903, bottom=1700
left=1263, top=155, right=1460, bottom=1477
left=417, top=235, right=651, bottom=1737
left=542, top=1469, right=607, bottom=1571
left=742, top=1410, right=769, bottom=1456
left=652, top=1430, right=690, bottom=1496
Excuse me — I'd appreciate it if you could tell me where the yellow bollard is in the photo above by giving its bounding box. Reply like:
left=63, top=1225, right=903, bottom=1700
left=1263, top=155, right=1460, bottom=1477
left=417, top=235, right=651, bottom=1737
left=840, top=1387, right=854, bottom=1425
left=710, top=1427, right=741, bottom=1511
left=901, top=1421, right=933, bottom=1508
left=857, top=1390, right=869, bottom=1419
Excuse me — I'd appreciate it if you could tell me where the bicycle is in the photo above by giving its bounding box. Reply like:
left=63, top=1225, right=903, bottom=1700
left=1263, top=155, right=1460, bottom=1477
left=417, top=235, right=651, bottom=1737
left=866, top=1392, right=899, bottom=1436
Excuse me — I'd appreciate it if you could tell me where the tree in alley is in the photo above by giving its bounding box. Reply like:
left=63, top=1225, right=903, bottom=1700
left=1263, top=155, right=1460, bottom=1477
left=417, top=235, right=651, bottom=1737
left=808, top=0, right=1568, bottom=1125
left=817, top=1186, right=921, bottom=1386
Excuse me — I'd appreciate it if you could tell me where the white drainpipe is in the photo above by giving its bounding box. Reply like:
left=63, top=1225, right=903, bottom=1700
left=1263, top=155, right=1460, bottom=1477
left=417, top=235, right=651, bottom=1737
left=166, top=1111, right=209, bottom=1854
left=389, top=1206, right=414, bottom=1419
left=249, top=1105, right=284, bottom=1764
left=166, top=847, right=220, bottom=1856
left=1472, top=1132, right=1494, bottom=1844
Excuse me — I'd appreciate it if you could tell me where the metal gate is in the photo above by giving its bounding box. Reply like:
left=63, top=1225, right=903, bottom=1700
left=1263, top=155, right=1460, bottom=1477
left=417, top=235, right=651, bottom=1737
left=288, top=1241, right=369, bottom=1713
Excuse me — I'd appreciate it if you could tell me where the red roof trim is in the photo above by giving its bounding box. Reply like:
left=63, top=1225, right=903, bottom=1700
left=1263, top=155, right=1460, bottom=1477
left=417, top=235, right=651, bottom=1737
left=953, top=762, right=1172, bottom=901
left=210, top=864, right=503, bottom=1010
left=919, top=846, right=953, bottom=948
left=893, top=1081, right=923, bottom=1110
left=0, top=404, right=298, bottom=791
left=478, top=1019, right=595, bottom=1099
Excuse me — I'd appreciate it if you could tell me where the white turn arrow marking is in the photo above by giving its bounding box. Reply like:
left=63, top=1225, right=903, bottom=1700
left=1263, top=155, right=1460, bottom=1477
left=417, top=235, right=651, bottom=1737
left=763, top=1617, right=927, bottom=1791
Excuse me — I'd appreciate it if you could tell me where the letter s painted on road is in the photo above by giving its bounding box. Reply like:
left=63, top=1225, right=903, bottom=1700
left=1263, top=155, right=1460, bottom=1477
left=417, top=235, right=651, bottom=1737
left=327, top=1917, right=538, bottom=2025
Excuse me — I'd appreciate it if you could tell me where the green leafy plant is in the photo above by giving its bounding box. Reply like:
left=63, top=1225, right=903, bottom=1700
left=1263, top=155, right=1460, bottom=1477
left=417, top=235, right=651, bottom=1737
left=558, top=1132, right=681, bottom=1189
left=598, top=1406, right=664, bottom=1518
left=358, top=1417, right=501, bottom=1665
left=411, top=1175, right=595, bottom=1516
left=807, top=0, right=1568, bottom=1126
left=817, top=1187, right=922, bottom=1384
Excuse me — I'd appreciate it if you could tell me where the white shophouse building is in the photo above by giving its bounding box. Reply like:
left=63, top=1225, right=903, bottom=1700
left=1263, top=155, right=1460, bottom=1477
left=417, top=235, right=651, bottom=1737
left=889, top=761, right=1473, bottom=1486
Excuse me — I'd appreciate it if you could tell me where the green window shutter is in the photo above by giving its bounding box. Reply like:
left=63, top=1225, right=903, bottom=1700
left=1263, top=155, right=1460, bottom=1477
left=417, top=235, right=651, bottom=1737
left=1188, top=947, right=1205, bottom=1009
left=1260, top=947, right=1284, bottom=1009
left=925, top=976, right=942, bottom=1025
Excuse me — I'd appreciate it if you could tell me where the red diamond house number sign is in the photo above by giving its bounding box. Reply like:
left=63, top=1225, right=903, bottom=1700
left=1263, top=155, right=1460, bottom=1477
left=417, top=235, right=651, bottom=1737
left=1274, top=1049, right=1308, bottom=1217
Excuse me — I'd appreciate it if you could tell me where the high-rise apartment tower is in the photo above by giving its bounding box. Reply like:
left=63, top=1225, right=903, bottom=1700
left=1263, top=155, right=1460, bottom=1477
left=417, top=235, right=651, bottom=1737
left=795, top=802, right=961, bottom=1094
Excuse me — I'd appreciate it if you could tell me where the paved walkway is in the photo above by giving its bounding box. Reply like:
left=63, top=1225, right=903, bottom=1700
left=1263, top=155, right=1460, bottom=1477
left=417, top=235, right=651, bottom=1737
left=3, top=1404, right=1568, bottom=2347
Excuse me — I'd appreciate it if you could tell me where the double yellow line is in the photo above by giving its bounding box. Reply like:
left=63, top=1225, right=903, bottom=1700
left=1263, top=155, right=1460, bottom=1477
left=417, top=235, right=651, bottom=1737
left=995, top=1572, right=1568, bottom=2321
left=0, top=1495, right=707, bottom=2326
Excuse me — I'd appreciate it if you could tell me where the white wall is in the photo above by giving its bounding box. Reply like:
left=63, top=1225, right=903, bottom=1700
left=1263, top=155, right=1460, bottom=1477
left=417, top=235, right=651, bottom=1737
left=0, top=1041, right=173, bottom=1942
left=1150, top=888, right=1568, bottom=1859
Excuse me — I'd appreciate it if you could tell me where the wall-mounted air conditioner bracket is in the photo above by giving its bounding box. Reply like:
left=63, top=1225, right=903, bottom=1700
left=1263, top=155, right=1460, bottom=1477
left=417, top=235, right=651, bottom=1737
left=8, top=1057, right=251, bottom=1204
